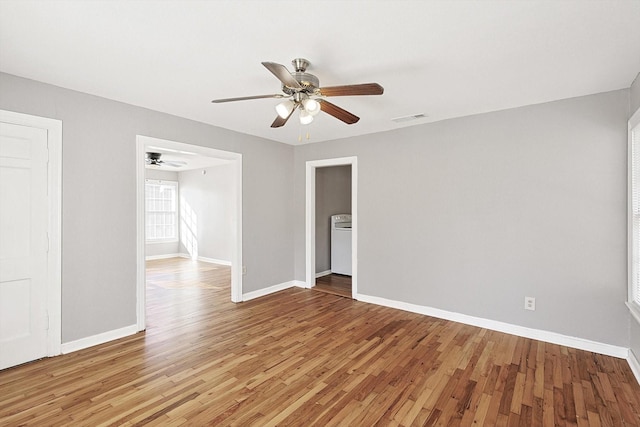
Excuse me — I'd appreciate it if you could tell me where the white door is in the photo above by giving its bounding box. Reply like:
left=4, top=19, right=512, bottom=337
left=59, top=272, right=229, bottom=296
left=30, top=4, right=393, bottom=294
left=0, top=122, right=50, bottom=370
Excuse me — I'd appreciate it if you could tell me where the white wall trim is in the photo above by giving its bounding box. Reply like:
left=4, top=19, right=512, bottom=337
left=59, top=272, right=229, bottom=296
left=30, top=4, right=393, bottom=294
left=145, top=253, right=232, bottom=266
left=629, top=112, right=640, bottom=324
left=628, top=349, right=640, bottom=385
left=306, top=157, right=358, bottom=299
left=242, top=280, right=306, bottom=302
left=146, top=239, right=179, bottom=245
left=60, top=324, right=138, bottom=355
left=145, top=253, right=183, bottom=261
left=357, top=293, right=629, bottom=359
left=629, top=111, right=638, bottom=315
left=315, top=270, right=332, bottom=279
left=627, top=301, right=640, bottom=326
left=136, top=138, right=146, bottom=331
left=0, top=110, right=62, bottom=358
left=190, top=255, right=232, bottom=266
left=292, top=280, right=307, bottom=288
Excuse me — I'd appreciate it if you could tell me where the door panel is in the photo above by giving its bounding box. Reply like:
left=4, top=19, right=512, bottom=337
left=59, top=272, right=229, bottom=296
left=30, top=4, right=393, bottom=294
left=0, top=122, right=49, bottom=370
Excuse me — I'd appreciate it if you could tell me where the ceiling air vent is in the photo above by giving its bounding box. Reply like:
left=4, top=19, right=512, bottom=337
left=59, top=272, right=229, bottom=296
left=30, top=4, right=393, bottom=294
left=391, top=113, right=427, bottom=123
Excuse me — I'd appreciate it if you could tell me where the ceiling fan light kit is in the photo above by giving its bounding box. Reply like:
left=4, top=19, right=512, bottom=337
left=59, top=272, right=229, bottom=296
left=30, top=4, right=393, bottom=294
left=212, top=58, right=384, bottom=129
left=275, top=100, right=295, bottom=119
left=302, top=98, right=320, bottom=116
left=299, top=109, right=314, bottom=125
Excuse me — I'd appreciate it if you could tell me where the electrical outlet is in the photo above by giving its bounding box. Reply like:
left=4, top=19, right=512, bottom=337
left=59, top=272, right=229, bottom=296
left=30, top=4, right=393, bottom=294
left=242, top=265, right=247, bottom=275
left=524, top=296, right=536, bottom=311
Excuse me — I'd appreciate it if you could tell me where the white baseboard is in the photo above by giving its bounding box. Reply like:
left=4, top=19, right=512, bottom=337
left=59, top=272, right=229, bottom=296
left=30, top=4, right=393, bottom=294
left=242, top=281, right=295, bottom=301
left=629, top=349, right=640, bottom=385
left=145, top=253, right=182, bottom=261
left=357, top=294, right=629, bottom=359
left=195, top=255, right=231, bottom=266
left=315, top=270, right=332, bottom=278
left=146, top=253, right=230, bottom=267
left=242, top=280, right=307, bottom=301
left=177, top=253, right=231, bottom=266
left=61, top=324, right=138, bottom=354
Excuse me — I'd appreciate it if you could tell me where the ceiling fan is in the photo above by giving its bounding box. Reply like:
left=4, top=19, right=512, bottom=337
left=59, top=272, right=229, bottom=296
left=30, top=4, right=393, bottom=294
left=211, top=58, right=384, bottom=128
left=145, top=152, right=187, bottom=168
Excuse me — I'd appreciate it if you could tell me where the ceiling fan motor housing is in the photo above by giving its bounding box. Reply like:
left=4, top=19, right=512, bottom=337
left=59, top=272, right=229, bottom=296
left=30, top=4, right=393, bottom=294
left=282, top=72, right=320, bottom=95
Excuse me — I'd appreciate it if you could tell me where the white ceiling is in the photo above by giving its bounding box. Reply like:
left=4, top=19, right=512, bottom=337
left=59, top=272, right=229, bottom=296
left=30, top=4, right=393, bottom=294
left=142, top=135, right=232, bottom=172
left=145, top=148, right=230, bottom=172
left=1, top=1, right=639, bottom=145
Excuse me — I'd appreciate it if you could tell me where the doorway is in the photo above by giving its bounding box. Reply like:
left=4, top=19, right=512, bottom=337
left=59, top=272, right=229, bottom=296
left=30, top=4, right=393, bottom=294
left=314, top=166, right=352, bottom=298
left=135, top=136, right=242, bottom=331
left=305, top=157, right=358, bottom=299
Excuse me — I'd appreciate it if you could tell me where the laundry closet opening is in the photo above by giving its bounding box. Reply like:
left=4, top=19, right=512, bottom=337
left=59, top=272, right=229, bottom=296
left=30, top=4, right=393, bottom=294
left=314, top=164, right=352, bottom=298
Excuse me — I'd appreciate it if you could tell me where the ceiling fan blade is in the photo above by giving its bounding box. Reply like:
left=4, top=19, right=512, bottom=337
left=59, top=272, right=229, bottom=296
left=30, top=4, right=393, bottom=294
left=320, top=100, right=360, bottom=124
left=271, top=103, right=299, bottom=128
left=212, top=94, right=286, bottom=103
left=262, top=62, right=302, bottom=89
left=319, top=83, right=384, bottom=97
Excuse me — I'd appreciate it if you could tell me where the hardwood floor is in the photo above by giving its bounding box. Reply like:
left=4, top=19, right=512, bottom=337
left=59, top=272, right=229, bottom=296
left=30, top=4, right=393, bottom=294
left=146, top=257, right=231, bottom=290
left=1, top=258, right=639, bottom=426
left=314, top=273, right=352, bottom=298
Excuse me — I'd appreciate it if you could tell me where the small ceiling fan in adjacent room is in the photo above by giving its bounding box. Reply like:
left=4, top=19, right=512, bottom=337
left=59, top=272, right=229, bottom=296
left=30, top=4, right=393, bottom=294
left=211, top=58, right=384, bottom=128
left=145, top=152, right=187, bottom=168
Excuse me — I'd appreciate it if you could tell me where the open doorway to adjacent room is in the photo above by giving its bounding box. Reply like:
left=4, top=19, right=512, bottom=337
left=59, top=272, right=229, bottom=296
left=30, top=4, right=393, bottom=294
left=135, top=136, right=242, bottom=331
left=314, top=165, right=352, bottom=298
left=305, top=157, right=358, bottom=299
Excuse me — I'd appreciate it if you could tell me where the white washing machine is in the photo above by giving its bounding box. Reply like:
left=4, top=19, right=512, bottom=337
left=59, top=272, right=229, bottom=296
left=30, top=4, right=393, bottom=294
left=331, top=214, right=352, bottom=276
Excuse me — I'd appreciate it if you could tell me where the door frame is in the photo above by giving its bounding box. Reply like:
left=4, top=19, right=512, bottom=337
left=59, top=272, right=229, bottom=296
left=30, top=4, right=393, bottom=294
left=136, top=135, right=243, bottom=331
left=0, top=109, right=62, bottom=357
left=305, top=156, right=358, bottom=299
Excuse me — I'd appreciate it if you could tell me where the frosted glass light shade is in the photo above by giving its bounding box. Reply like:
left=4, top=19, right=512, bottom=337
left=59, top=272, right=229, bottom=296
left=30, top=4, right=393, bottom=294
left=302, top=98, right=320, bottom=116
left=275, top=100, right=295, bottom=119
left=299, top=109, right=314, bottom=125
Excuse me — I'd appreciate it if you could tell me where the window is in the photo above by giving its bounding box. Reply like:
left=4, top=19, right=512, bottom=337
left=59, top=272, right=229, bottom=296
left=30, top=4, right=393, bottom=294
left=629, top=111, right=640, bottom=320
left=145, top=179, right=178, bottom=243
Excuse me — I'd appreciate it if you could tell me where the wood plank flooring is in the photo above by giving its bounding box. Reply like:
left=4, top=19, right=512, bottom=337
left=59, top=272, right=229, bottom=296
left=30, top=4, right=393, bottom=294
left=146, top=257, right=231, bottom=290
left=314, top=273, right=352, bottom=298
left=1, top=258, right=639, bottom=426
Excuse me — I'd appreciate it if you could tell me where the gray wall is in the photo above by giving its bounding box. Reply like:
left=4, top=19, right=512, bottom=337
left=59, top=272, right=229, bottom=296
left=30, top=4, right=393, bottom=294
left=145, top=168, right=180, bottom=257
left=315, top=165, right=352, bottom=273
left=0, top=72, right=294, bottom=343
left=294, top=89, right=630, bottom=347
left=178, top=164, right=234, bottom=262
left=1, top=70, right=635, bottom=353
